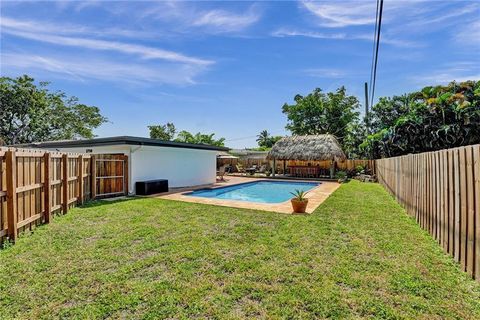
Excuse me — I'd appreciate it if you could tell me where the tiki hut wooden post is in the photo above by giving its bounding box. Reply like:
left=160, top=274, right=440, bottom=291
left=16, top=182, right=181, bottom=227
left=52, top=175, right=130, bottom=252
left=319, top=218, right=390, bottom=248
left=272, top=158, right=276, bottom=177
left=330, top=159, right=335, bottom=178
left=266, top=135, right=346, bottom=179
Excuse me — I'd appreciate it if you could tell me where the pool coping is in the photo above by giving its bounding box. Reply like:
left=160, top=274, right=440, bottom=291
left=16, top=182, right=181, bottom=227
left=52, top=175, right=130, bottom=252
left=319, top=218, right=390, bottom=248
left=155, top=177, right=340, bottom=214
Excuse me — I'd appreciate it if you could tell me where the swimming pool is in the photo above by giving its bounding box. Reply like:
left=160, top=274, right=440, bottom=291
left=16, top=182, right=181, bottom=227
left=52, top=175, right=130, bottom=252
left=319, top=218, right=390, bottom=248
left=186, top=180, right=320, bottom=204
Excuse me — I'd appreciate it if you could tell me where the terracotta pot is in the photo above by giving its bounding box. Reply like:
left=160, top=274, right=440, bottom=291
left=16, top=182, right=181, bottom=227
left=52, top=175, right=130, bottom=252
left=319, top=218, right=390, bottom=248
left=291, top=198, right=308, bottom=213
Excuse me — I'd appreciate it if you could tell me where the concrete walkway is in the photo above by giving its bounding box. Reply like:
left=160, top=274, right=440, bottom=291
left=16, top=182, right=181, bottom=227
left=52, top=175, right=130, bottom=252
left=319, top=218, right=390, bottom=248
left=155, top=176, right=340, bottom=214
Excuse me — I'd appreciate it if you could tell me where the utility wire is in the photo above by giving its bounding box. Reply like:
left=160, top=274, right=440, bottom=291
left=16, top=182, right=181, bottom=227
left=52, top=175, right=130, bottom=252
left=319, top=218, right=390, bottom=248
left=224, top=130, right=286, bottom=142
left=368, top=0, right=380, bottom=104
left=370, top=0, right=384, bottom=109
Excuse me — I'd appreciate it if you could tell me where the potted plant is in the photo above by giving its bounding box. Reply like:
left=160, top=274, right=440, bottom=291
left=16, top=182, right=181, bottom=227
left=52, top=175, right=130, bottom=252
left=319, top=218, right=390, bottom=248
left=335, top=170, right=348, bottom=183
left=290, top=189, right=309, bottom=214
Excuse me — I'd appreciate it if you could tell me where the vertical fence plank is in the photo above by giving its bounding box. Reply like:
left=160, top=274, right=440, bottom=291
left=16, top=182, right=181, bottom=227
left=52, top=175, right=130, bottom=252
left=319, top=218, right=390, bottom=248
left=448, top=149, right=455, bottom=255
left=466, top=146, right=475, bottom=276
left=430, top=152, right=434, bottom=236
left=62, top=154, right=68, bottom=214
left=420, top=154, right=425, bottom=227
left=474, top=145, right=480, bottom=280
left=78, top=155, right=84, bottom=204
left=44, top=152, right=51, bottom=223
left=436, top=151, right=441, bottom=244
left=438, top=151, right=448, bottom=248
left=459, top=147, right=467, bottom=271
left=434, top=151, right=438, bottom=240
left=441, top=150, right=448, bottom=251
left=5, top=150, right=18, bottom=241
left=454, top=148, right=461, bottom=262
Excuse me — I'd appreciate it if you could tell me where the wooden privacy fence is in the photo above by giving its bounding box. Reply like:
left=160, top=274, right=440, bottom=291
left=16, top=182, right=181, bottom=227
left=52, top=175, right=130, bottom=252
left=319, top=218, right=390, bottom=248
left=93, top=154, right=129, bottom=199
left=0, top=148, right=128, bottom=243
left=376, top=144, right=480, bottom=281
left=287, top=159, right=375, bottom=173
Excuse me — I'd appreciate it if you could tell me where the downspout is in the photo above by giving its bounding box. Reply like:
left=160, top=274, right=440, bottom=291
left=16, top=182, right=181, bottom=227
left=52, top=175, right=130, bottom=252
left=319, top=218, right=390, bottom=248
left=128, top=145, right=142, bottom=194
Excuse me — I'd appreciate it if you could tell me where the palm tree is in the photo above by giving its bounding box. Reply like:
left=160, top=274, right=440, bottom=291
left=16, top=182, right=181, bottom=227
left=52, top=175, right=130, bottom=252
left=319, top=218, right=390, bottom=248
left=256, top=130, right=271, bottom=147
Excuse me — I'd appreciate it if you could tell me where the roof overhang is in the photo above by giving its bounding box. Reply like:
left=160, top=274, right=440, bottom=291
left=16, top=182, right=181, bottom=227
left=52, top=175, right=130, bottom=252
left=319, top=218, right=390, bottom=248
left=13, top=136, right=229, bottom=152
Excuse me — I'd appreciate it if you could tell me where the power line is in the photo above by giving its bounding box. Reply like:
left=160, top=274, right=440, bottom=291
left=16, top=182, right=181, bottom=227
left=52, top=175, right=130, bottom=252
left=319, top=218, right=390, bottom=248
left=368, top=0, right=380, bottom=104
left=224, top=130, right=285, bottom=142
left=370, top=0, right=384, bottom=109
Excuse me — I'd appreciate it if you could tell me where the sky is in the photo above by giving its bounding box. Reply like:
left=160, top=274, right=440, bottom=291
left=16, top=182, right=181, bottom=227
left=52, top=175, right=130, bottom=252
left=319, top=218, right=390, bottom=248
left=1, top=0, right=479, bottom=148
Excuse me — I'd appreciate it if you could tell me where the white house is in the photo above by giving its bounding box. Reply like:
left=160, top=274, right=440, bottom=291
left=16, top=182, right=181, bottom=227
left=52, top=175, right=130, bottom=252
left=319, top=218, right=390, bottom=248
left=20, top=136, right=228, bottom=194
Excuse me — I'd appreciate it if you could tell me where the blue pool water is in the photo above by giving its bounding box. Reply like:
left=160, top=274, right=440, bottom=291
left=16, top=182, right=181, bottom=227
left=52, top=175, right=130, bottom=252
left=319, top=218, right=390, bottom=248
left=186, top=181, right=320, bottom=204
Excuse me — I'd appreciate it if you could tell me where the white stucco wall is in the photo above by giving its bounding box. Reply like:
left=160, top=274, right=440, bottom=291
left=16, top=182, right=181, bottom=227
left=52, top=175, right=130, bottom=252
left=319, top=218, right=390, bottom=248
left=131, top=146, right=216, bottom=189
left=39, top=144, right=217, bottom=193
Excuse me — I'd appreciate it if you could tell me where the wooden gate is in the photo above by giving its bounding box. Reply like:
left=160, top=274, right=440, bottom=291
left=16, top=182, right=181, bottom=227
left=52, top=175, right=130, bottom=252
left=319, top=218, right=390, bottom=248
left=92, top=154, right=128, bottom=199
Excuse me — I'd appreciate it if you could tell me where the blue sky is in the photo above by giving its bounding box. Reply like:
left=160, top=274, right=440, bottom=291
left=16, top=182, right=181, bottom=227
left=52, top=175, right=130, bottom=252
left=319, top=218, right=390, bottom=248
left=1, top=0, right=479, bottom=148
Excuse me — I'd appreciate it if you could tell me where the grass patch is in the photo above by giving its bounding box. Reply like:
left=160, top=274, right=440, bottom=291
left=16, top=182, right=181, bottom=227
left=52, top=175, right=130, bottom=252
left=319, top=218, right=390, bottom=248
left=1, top=181, right=479, bottom=319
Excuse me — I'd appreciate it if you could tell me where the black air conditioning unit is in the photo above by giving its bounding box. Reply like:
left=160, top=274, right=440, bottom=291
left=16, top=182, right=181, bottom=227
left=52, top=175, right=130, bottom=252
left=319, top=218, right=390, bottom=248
left=135, top=179, right=169, bottom=195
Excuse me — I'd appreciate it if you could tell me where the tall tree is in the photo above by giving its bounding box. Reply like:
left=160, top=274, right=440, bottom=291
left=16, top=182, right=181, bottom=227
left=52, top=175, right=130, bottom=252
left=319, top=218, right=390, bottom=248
left=368, top=95, right=412, bottom=133
left=0, top=75, right=107, bottom=145
left=175, top=130, right=225, bottom=147
left=256, top=130, right=271, bottom=147
left=148, top=123, right=176, bottom=141
left=342, top=121, right=368, bottom=159
left=282, top=87, right=360, bottom=146
left=256, top=130, right=282, bottom=148
left=269, top=135, right=283, bottom=146
left=148, top=123, right=225, bottom=146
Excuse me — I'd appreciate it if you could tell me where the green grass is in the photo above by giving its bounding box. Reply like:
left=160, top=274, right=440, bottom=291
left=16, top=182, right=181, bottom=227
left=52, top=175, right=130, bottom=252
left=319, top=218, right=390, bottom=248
left=1, top=181, right=479, bottom=319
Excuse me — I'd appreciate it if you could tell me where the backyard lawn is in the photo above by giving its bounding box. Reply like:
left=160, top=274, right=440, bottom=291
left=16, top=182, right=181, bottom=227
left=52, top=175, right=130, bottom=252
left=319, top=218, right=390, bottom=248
left=1, top=181, right=479, bottom=319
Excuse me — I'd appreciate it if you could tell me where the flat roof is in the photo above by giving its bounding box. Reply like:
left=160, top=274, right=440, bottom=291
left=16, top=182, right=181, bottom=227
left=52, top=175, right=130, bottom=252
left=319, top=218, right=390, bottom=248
left=14, top=136, right=229, bottom=152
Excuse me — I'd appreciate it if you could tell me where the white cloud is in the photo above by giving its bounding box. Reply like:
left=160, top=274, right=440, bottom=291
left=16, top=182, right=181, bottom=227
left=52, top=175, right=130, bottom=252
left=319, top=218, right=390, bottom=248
left=73, top=0, right=101, bottom=12
left=1, top=53, right=206, bottom=85
left=0, top=16, right=157, bottom=39
left=404, top=3, right=479, bottom=28
left=272, top=28, right=346, bottom=39
left=1, top=19, right=213, bottom=66
left=138, top=1, right=261, bottom=34
left=416, top=73, right=480, bottom=85
left=192, top=9, right=260, bottom=32
left=0, top=15, right=214, bottom=85
left=456, top=20, right=480, bottom=47
left=300, top=0, right=435, bottom=28
left=413, top=62, right=480, bottom=85
left=299, top=0, right=480, bottom=50
left=301, top=0, right=376, bottom=28
left=271, top=28, right=420, bottom=47
left=304, top=68, right=346, bottom=78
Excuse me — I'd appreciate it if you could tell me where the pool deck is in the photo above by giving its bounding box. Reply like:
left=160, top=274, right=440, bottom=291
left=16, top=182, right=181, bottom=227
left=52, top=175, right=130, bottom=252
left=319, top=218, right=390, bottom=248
left=154, top=176, right=340, bottom=214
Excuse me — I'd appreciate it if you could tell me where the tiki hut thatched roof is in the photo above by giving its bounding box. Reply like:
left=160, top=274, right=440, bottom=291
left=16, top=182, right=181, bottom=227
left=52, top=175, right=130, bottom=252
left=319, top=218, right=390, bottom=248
left=267, top=134, right=346, bottom=161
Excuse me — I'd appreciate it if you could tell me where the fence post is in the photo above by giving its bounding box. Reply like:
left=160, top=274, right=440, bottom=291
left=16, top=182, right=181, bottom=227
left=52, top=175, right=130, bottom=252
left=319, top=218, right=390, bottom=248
left=78, top=155, right=84, bottom=204
left=44, top=152, right=51, bottom=223
left=5, top=150, right=18, bottom=241
left=62, top=154, right=68, bottom=214
left=91, top=155, right=97, bottom=199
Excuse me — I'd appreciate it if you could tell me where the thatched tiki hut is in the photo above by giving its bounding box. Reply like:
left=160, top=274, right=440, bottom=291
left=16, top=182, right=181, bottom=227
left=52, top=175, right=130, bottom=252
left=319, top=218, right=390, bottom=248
left=267, top=135, right=346, bottom=178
